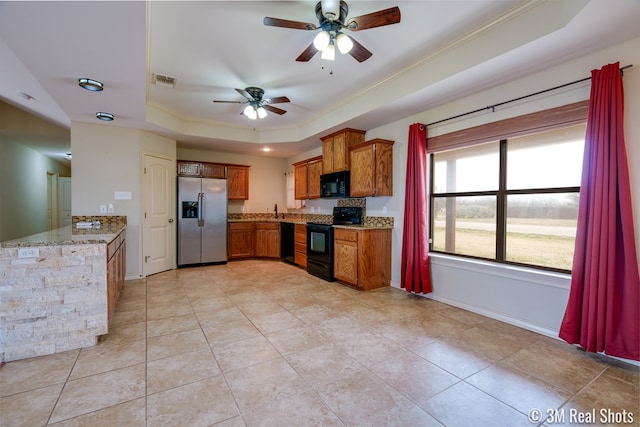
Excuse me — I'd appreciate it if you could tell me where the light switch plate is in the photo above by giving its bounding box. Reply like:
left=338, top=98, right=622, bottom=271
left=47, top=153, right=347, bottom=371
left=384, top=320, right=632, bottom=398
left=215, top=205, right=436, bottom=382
left=99, top=204, right=107, bottom=213
left=114, top=191, right=132, bottom=200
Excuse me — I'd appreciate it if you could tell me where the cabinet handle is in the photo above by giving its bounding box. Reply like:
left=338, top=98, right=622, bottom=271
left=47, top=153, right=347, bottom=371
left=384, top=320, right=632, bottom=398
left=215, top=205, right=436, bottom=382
left=168, top=219, right=174, bottom=223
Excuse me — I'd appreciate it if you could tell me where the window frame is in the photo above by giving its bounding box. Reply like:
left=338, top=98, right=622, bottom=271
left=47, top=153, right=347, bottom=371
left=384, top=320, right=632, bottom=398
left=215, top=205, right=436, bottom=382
left=427, top=102, right=588, bottom=273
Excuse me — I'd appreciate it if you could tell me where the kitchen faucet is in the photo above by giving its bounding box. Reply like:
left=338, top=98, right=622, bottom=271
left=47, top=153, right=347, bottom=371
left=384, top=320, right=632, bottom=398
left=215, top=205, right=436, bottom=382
left=274, top=203, right=278, bottom=219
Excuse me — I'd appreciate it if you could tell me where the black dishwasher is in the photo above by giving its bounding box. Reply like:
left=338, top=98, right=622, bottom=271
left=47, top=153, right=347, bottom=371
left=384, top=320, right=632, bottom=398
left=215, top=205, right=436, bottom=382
left=280, top=222, right=295, bottom=264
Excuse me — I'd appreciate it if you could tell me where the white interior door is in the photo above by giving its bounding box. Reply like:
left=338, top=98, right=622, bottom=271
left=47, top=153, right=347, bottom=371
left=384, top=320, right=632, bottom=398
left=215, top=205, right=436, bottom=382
left=58, top=177, right=72, bottom=227
left=143, top=154, right=175, bottom=276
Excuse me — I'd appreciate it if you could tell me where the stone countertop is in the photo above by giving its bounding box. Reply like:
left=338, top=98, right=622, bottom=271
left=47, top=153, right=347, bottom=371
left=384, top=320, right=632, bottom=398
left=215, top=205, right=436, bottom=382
left=332, top=224, right=394, bottom=230
left=228, top=219, right=392, bottom=230
left=228, top=218, right=309, bottom=225
left=0, top=224, right=126, bottom=248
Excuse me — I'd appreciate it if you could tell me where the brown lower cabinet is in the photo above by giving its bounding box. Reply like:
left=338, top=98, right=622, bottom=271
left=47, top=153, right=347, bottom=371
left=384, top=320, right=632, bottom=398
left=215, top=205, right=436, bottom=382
left=228, top=221, right=282, bottom=259
left=228, top=222, right=254, bottom=259
left=333, top=227, right=391, bottom=290
left=294, top=223, right=307, bottom=268
left=255, top=222, right=280, bottom=258
left=107, top=229, right=126, bottom=323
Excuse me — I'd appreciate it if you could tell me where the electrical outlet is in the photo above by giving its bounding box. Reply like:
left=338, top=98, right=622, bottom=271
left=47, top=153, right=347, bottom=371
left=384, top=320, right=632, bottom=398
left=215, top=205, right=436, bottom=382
left=108, top=203, right=114, bottom=213
left=99, top=205, right=107, bottom=213
left=18, top=248, right=39, bottom=258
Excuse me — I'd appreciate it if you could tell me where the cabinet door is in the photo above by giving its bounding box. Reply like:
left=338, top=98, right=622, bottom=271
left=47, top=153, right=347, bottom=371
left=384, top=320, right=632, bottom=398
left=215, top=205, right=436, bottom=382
left=349, top=144, right=375, bottom=197
left=177, top=161, right=201, bottom=177
left=307, top=158, right=322, bottom=199
left=322, top=138, right=334, bottom=174
left=254, top=228, right=268, bottom=257
left=266, top=229, right=281, bottom=257
left=201, top=163, right=225, bottom=178
left=228, top=222, right=254, bottom=258
left=373, top=142, right=394, bottom=197
left=227, top=166, right=249, bottom=200
left=255, top=223, right=280, bottom=258
left=334, top=238, right=358, bottom=285
left=332, top=132, right=347, bottom=171
left=294, top=163, right=308, bottom=200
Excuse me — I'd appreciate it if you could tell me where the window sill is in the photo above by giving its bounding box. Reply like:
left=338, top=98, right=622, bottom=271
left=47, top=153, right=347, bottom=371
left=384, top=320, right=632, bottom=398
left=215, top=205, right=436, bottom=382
left=428, top=253, right=571, bottom=290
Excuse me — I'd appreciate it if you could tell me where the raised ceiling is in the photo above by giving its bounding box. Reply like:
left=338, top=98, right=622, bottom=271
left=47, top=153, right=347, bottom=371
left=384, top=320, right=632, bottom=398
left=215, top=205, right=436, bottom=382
left=1, top=1, right=639, bottom=161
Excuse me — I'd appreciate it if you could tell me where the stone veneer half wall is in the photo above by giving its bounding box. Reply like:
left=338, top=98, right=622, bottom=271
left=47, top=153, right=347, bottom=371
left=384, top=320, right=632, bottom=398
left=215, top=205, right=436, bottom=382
left=0, top=243, right=108, bottom=362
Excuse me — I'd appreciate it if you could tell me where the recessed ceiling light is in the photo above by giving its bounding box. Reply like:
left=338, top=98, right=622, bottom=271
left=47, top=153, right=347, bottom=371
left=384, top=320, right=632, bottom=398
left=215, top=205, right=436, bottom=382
left=79, top=78, right=104, bottom=91
left=96, top=112, right=114, bottom=121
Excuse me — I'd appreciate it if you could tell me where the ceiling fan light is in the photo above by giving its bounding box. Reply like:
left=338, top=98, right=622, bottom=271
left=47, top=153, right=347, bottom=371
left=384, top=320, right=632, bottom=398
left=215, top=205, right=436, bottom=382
left=257, top=107, right=267, bottom=119
left=336, top=33, right=353, bottom=54
left=244, top=105, right=257, bottom=120
left=321, top=43, right=336, bottom=60
left=313, top=31, right=330, bottom=51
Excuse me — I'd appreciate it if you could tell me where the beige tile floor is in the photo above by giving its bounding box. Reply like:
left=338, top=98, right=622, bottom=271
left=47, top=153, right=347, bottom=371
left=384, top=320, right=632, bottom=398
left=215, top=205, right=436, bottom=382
left=1, top=260, right=638, bottom=426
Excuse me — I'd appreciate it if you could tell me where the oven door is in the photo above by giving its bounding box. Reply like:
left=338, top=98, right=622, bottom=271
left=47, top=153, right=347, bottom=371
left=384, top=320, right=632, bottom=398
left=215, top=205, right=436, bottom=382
left=306, top=224, right=334, bottom=281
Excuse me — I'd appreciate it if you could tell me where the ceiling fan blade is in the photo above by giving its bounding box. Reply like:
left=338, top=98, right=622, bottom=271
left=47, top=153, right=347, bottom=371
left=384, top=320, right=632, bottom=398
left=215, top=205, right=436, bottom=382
left=213, top=100, right=243, bottom=104
left=263, top=105, right=287, bottom=115
left=296, top=43, right=319, bottom=62
left=348, top=37, right=372, bottom=62
left=264, top=96, right=290, bottom=104
left=235, top=88, right=253, bottom=100
left=263, top=17, right=317, bottom=30
left=346, top=7, right=401, bottom=31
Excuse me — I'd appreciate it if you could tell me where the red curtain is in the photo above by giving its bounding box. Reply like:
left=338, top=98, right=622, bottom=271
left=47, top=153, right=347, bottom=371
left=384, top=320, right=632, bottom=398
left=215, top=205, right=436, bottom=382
left=401, top=123, right=432, bottom=294
left=559, top=62, right=640, bottom=361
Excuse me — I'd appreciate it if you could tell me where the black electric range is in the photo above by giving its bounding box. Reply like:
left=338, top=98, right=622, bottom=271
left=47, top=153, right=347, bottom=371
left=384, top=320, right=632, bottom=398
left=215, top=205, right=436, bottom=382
left=306, top=207, right=363, bottom=281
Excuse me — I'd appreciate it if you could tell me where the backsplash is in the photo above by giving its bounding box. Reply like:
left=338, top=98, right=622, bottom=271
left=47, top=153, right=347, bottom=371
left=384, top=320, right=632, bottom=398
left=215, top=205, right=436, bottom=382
left=72, top=215, right=127, bottom=226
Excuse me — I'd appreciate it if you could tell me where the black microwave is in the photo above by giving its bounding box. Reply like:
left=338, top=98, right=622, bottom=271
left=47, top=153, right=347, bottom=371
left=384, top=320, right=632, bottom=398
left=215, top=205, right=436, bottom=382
left=320, top=171, right=350, bottom=198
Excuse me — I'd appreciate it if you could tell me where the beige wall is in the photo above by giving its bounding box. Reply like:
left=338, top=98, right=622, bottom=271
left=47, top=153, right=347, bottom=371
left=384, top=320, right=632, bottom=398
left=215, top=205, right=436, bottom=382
left=71, top=122, right=176, bottom=278
left=0, top=101, right=71, bottom=242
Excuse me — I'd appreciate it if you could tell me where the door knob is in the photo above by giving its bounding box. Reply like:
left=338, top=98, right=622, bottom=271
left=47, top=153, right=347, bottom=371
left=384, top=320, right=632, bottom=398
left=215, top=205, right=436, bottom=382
left=168, top=218, right=174, bottom=223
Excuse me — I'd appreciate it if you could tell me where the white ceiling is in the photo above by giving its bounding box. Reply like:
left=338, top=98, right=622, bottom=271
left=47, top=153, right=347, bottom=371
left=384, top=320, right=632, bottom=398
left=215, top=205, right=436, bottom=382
left=1, top=1, right=640, bottom=161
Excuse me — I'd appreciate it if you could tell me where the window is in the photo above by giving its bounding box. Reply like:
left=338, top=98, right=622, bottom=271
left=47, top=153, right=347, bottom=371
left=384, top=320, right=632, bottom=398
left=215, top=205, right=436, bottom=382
left=430, top=123, right=586, bottom=272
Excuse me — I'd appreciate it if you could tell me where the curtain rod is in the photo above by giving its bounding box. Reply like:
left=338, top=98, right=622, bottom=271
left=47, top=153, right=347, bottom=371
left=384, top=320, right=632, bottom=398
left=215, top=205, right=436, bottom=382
left=425, top=64, right=633, bottom=128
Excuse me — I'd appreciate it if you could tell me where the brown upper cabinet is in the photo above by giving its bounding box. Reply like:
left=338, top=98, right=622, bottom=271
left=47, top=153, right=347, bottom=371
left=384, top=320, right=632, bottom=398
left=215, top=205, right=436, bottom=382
left=293, top=155, right=322, bottom=200
left=177, top=160, right=250, bottom=200
left=177, top=161, right=224, bottom=178
left=321, top=128, right=365, bottom=174
left=226, top=165, right=250, bottom=200
left=349, top=139, right=394, bottom=197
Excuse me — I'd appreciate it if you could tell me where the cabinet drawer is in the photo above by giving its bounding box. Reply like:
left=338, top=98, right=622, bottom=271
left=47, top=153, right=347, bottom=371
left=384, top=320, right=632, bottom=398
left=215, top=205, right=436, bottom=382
left=334, top=228, right=358, bottom=242
left=255, top=222, right=280, bottom=230
left=295, top=241, right=307, bottom=254
left=228, top=222, right=254, bottom=231
left=295, top=232, right=307, bottom=245
left=295, top=251, right=307, bottom=268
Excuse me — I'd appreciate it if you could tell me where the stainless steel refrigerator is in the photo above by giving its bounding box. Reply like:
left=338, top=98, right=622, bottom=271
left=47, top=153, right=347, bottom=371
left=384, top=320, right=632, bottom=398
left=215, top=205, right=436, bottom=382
left=178, top=177, right=227, bottom=266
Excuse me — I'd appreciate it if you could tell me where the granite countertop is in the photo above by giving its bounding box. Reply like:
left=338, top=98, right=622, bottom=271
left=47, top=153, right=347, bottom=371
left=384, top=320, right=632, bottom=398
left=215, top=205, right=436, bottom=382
left=228, top=218, right=308, bottom=225
left=0, top=224, right=126, bottom=248
left=332, top=224, right=394, bottom=230
left=228, top=219, right=392, bottom=229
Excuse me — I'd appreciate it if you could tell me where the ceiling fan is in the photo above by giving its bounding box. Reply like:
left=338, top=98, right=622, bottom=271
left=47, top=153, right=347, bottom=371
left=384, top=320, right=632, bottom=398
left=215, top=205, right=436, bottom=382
left=264, top=0, right=401, bottom=62
left=213, top=87, right=290, bottom=119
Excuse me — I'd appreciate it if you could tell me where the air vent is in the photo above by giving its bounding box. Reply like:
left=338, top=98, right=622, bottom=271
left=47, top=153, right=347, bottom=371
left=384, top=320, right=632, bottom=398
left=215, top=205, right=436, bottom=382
left=152, top=73, right=176, bottom=88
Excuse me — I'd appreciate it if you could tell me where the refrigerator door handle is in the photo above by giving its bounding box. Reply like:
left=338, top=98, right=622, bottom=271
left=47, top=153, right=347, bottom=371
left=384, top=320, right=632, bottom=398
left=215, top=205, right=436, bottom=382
left=198, top=192, right=205, bottom=227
